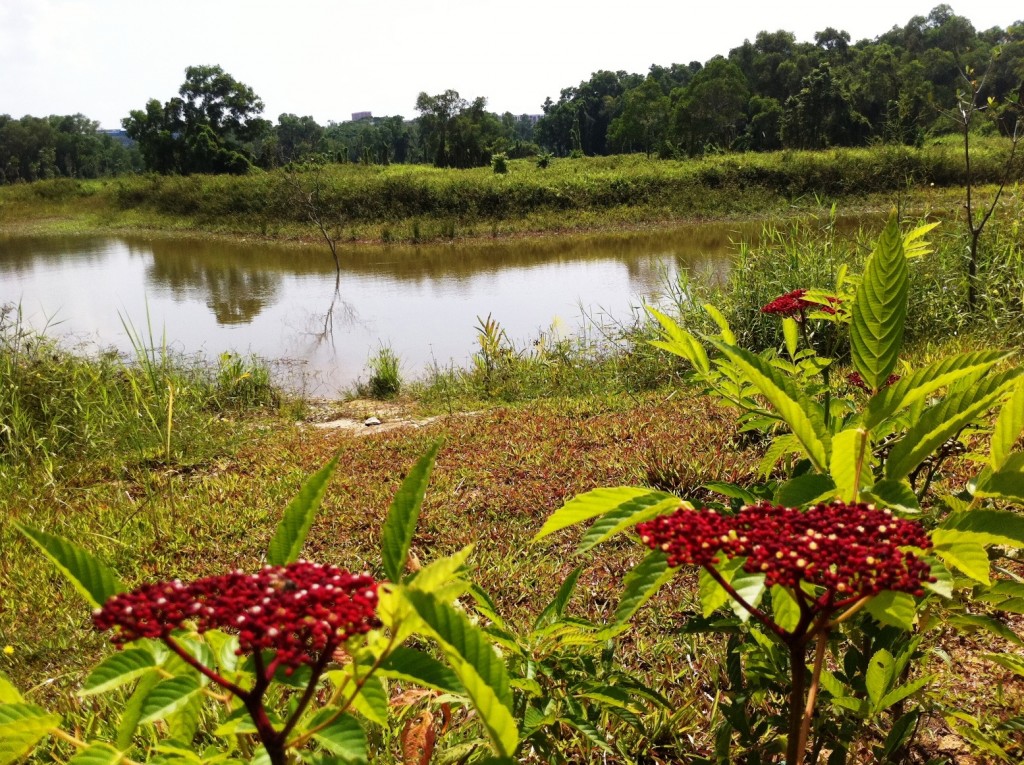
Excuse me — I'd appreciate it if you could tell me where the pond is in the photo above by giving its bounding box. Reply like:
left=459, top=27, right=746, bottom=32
left=0, top=223, right=763, bottom=393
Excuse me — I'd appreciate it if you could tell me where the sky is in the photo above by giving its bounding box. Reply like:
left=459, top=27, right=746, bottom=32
left=0, top=1, right=1017, bottom=130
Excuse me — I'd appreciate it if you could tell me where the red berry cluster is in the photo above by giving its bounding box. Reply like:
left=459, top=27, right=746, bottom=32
left=94, top=562, right=380, bottom=669
left=847, top=371, right=902, bottom=391
left=637, top=502, right=933, bottom=605
left=760, top=289, right=841, bottom=317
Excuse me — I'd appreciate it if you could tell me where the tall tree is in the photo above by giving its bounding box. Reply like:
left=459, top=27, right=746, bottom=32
left=123, top=65, right=269, bottom=174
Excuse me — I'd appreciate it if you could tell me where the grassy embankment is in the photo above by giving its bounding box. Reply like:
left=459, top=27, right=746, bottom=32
left=3, top=196, right=1024, bottom=758
left=0, top=138, right=1020, bottom=245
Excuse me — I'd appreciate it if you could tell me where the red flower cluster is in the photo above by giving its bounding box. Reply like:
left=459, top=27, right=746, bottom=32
left=94, top=562, right=380, bottom=669
left=847, top=371, right=901, bottom=391
left=760, top=289, right=841, bottom=317
left=637, top=502, right=932, bottom=605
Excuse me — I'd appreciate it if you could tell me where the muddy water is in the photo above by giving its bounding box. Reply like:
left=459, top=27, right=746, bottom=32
left=0, top=222, right=766, bottom=392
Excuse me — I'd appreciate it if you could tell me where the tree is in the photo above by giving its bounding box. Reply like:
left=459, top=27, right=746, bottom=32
left=123, top=65, right=269, bottom=174
left=672, top=57, right=750, bottom=155
left=607, top=76, right=670, bottom=156
left=415, top=91, right=502, bottom=168
left=780, top=64, right=867, bottom=149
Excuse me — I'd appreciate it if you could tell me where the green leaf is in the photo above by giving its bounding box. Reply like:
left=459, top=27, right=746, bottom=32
left=879, top=676, right=932, bottom=711
left=771, top=586, right=801, bottom=633
left=922, top=557, right=954, bottom=599
left=991, top=378, right=1024, bottom=471
left=885, top=369, right=1022, bottom=481
left=941, top=509, right=1024, bottom=548
left=950, top=616, right=1024, bottom=646
left=981, top=653, right=1024, bottom=676
left=308, top=710, right=367, bottom=764
left=596, top=551, right=676, bottom=638
left=865, top=592, right=916, bottom=631
left=703, top=303, right=737, bottom=345
left=534, top=566, right=583, bottom=629
left=818, top=669, right=848, bottom=699
left=381, top=441, right=441, bottom=583
left=709, top=340, right=830, bottom=471
left=932, top=533, right=991, bottom=585
left=405, top=590, right=518, bottom=757
left=862, top=479, right=920, bottom=515
left=117, top=670, right=161, bottom=750
left=0, top=703, right=61, bottom=765
left=67, top=743, right=124, bottom=765
left=576, top=493, right=681, bottom=553
left=726, top=570, right=766, bottom=623
left=81, top=648, right=157, bottom=696
left=139, top=676, right=202, bottom=724
left=883, top=711, right=920, bottom=758
left=167, top=690, right=203, bottom=747
left=850, top=215, right=908, bottom=392
left=861, top=350, right=1008, bottom=429
left=976, top=467, right=1024, bottom=504
left=646, top=307, right=710, bottom=374
left=0, top=672, right=23, bottom=704
left=775, top=473, right=836, bottom=507
left=866, top=648, right=895, bottom=710
left=266, top=454, right=340, bottom=566
left=698, top=557, right=745, bottom=617
left=783, top=317, right=799, bottom=359
left=377, top=646, right=464, bottom=694
left=15, top=524, right=122, bottom=609
left=533, top=487, right=678, bottom=541
left=829, top=428, right=872, bottom=502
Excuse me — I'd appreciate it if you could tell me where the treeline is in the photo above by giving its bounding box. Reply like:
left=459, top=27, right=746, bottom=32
left=0, top=114, right=142, bottom=183
left=2, top=4, right=1021, bottom=183
left=536, top=5, right=1023, bottom=157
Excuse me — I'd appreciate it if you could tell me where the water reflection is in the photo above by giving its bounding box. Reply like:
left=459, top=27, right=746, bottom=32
left=0, top=222, right=756, bottom=390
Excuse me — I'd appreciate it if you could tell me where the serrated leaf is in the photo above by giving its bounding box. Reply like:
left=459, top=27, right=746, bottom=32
left=266, top=454, right=339, bottom=566
left=865, top=591, right=916, bottom=630
left=139, top=676, right=202, bottom=724
left=703, top=481, right=761, bottom=504
left=646, top=307, right=710, bottom=374
left=991, top=378, right=1024, bottom=471
left=879, top=675, right=933, bottom=711
left=534, top=487, right=678, bottom=541
left=377, top=646, right=463, bottom=694
left=67, top=743, right=124, bottom=765
left=15, top=524, right=122, bottom=609
left=932, top=534, right=991, bottom=585
left=775, top=473, right=837, bottom=507
left=405, top=590, right=517, bottom=757
left=977, top=468, right=1024, bottom=504
left=862, top=479, right=920, bottom=514
left=829, top=428, right=872, bottom=502
left=783, top=317, right=799, bottom=359
left=923, top=557, right=954, bottom=598
left=117, top=670, right=161, bottom=750
left=703, top=303, right=736, bottom=345
left=709, top=340, right=830, bottom=471
left=596, top=551, right=676, bottom=638
left=381, top=441, right=441, bottom=583
left=866, top=648, right=895, bottom=710
left=818, top=669, right=847, bottom=698
left=981, top=653, right=1024, bottom=675
left=698, top=557, right=745, bottom=618
left=534, top=567, right=583, bottom=629
left=307, top=709, right=367, bottom=764
left=726, top=570, right=766, bottom=623
left=950, top=616, right=1024, bottom=646
left=885, top=369, right=1022, bottom=481
left=0, top=704, right=61, bottom=765
left=576, top=495, right=682, bottom=553
left=771, top=586, right=801, bottom=633
left=883, top=711, right=921, bottom=758
left=345, top=672, right=388, bottom=726
left=902, top=221, right=939, bottom=258
left=167, top=689, right=204, bottom=746
left=862, top=350, right=1009, bottom=429
left=850, top=215, right=908, bottom=392
left=942, top=509, right=1024, bottom=548
left=757, top=434, right=802, bottom=478
left=81, top=648, right=157, bottom=696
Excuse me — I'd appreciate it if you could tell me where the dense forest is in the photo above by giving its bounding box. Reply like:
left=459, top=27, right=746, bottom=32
left=1, top=4, right=1021, bottom=183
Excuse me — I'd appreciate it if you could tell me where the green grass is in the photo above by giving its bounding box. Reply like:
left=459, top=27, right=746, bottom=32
left=2, top=139, right=1020, bottom=244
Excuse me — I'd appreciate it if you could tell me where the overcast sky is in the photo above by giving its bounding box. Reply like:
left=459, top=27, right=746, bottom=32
left=0, top=1, right=1016, bottom=129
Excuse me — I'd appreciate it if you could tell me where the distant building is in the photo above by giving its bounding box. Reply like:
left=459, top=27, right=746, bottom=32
left=351, top=111, right=372, bottom=122
left=99, top=129, right=134, bottom=147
